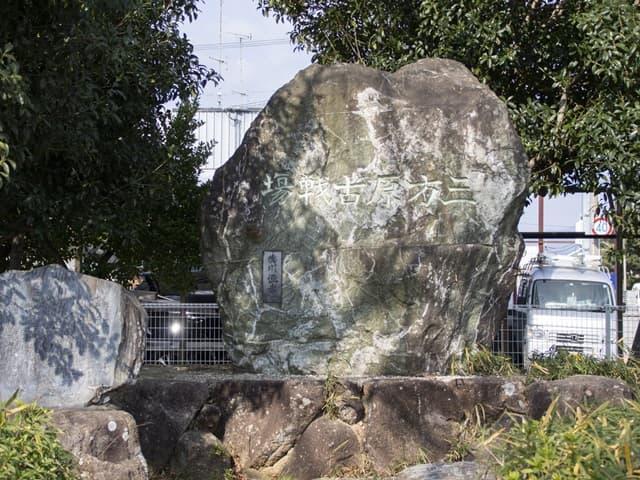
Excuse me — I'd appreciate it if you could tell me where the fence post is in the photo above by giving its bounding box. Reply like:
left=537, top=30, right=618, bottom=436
left=605, top=306, right=612, bottom=359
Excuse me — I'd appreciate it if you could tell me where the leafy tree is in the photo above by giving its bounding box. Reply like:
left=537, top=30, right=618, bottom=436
left=0, top=0, right=217, bottom=292
left=604, top=238, right=640, bottom=288
left=258, top=0, right=640, bottom=236
left=0, top=43, right=25, bottom=188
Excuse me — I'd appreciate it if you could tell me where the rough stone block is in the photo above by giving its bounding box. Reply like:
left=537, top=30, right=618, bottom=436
left=280, top=416, right=362, bottom=480
left=107, top=378, right=210, bottom=470
left=210, top=378, right=325, bottom=469
left=0, top=265, right=145, bottom=407
left=525, top=374, right=634, bottom=419
left=51, top=407, right=148, bottom=480
left=168, top=430, right=233, bottom=480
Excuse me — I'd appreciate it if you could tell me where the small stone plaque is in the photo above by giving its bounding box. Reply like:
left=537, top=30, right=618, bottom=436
left=262, top=251, right=283, bottom=304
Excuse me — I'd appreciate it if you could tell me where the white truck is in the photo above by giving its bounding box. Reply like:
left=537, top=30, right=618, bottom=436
left=504, top=252, right=618, bottom=366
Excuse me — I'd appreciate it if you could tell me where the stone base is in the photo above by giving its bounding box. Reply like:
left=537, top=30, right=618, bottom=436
left=106, top=368, right=632, bottom=480
left=51, top=407, right=148, bottom=480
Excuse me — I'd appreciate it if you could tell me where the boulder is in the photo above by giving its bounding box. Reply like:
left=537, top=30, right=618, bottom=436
left=361, top=378, right=464, bottom=470
left=201, top=58, right=529, bottom=376
left=395, top=461, right=496, bottom=480
left=439, top=376, right=528, bottom=417
left=0, top=265, right=145, bottom=407
left=525, top=374, right=634, bottom=419
left=360, top=376, right=527, bottom=471
left=107, top=378, right=210, bottom=470
left=168, top=430, right=234, bottom=480
left=280, top=416, right=362, bottom=480
left=106, top=372, right=535, bottom=478
left=51, top=408, right=148, bottom=480
left=211, top=378, right=325, bottom=469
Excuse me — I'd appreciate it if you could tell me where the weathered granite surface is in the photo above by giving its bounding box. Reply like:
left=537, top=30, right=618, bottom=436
left=110, top=369, right=624, bottom=479
left=52, top=407, right=148, bottom=480
left=107, top=369, right=633, bottom=479
left=168, top=430, right=233, bottom=480
left=201, top=58, right=529, bottom=375
left=525, top=374, right=633, bottom=419
left=280, top=416, right=362, bottom=479
left=0, top=265, right=145, bottom=407
left=103, top=378, right=210, bottom=469
left=394, top=461, right=496, bottom=480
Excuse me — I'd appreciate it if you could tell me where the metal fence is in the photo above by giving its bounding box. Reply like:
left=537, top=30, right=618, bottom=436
left=493, top=304, right=640, bottom=367
left=194, top=108, right=261, bottom=181
left=142, top=302, right=229, bottom=365
left=140, top=301, right=640, bottom=368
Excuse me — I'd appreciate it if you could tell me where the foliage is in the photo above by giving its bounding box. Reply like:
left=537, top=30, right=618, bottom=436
left=627, top=239, right=640, bottom=287
left=322, top=368, right=340, bottom=419
left=450, top=346, right=517, bottom=377
left=488, top=399, right=640, bottom=479
left=446, top=405, right=488, bottom=462
left=258, top=0, right=640, bottom=236
left=603, top=238, right=640, bottom=288
left=0, top=0, right=217, bottom=290
left=527, top=351, right=640, bottom=395
left=451, top=347, right=640, bottom=391
left=0, top=392, right=77, bottom=480
left=0, top=43, right=25, bottom=188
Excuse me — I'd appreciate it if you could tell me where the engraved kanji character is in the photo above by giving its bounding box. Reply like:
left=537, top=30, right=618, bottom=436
left=262, top=172, right=292, bottom=205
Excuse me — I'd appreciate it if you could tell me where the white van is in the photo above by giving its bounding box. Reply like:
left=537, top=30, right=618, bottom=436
left=505, top=253, right=617, bottom=365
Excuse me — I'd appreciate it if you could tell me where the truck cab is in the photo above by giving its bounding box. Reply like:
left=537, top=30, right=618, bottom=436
left=507, top=253, right=617, bottom=365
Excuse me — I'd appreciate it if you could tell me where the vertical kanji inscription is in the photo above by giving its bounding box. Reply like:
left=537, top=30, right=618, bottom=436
left=262, top=250, right=283, bottom=304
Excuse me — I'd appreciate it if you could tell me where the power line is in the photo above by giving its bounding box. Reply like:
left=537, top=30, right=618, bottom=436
left=194, top=38, right=291, bottom=51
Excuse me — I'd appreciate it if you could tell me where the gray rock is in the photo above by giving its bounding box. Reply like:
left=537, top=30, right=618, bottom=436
left=51, top=407, right=148, bottom=480
left=526, top=374, right=634, bottom=419
left=360, top=376, right=526, bottom=471
left=281, top=416, right=362, bottom=480
left=334, top=380, right=365, bottom=425
left=201, top=58, right=528, bottom=376
left=361, top=378, right=463, bottom=470
left=107, top=372, right=533, bottom=478
left=394, top=461, right=496, bottom=480
left=168, top=430, right=233, bottom=480
left=0, top=265, right=145, bottom=407
left=213, top=378, right=325, bottom=469
left=439, top=375, right=528, bottom=417
left=108, top=378, right=210, bottom=471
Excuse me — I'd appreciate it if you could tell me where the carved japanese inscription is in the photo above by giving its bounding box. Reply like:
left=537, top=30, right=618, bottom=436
left=262, top=251, right=283, bottom=304
left=261, top=172, right=477, bottom=210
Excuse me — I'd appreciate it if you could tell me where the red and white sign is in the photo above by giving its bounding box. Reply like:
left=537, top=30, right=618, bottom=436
left=592, top=217, right=614, bottom=236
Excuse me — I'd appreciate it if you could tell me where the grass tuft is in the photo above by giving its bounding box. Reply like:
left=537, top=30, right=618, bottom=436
left=485, top=399, right=640, bottom=479
left=450, top=346, right=518, bottom=376
left=527, top=351, right=640, bottom=393
left=0, top=392, right=77, bottom=480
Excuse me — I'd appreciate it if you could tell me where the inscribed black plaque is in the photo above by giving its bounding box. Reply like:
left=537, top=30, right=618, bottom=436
left=262, top=251, right=283, bottom=304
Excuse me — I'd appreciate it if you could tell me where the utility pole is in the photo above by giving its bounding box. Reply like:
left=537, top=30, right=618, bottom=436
left=218, top=0, right=224, bottom=107
left=538, top=196, right=544, bottom=253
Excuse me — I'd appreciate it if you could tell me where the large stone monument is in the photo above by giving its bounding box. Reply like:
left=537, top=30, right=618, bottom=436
left=0, top=265, right=146, bottom=407
left=202, top=58, right=529, bottom=375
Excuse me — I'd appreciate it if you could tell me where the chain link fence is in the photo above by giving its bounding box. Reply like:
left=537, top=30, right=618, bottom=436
left=142, top=302, right=229, bottom=365
left=493, top=304, right=640, bottom=367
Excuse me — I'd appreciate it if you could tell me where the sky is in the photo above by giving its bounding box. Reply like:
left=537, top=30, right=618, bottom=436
left=181, top=0, right=590, bottom=238
left=182, top=0, right=311, bottom=109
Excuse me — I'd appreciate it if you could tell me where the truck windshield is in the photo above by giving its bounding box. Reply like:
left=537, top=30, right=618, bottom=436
left=531, top=279, right=613, bottom=309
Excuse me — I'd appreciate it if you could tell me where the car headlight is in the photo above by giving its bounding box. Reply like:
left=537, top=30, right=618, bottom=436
left=169, top=321, right=181, bottom=335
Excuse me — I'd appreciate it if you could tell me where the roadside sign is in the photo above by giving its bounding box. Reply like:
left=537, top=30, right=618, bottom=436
left=592, top=217, right=614, bottom=236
